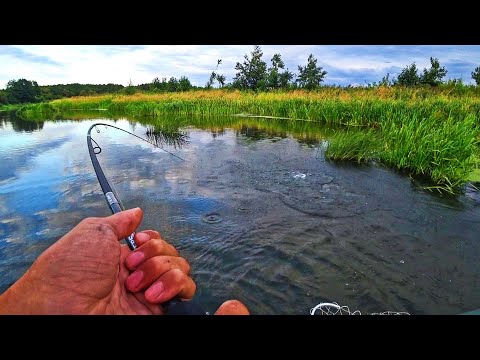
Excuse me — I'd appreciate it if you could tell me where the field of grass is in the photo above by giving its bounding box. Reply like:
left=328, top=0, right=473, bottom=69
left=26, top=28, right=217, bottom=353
left=16, top=88, right=480, bottom=193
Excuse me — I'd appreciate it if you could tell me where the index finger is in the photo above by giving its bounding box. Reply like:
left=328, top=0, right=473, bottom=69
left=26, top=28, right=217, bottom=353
left=134, top=230, right=162, bottom=247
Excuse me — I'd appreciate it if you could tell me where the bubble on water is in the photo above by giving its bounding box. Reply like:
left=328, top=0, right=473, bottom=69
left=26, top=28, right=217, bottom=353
left=292, top=172, right=306, bottom=179
left=236, top=202, right=251, bottom=213
left=202, top=212, right=223, bottom=224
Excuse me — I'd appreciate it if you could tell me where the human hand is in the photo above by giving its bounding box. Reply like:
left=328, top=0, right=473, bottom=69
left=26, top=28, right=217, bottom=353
left=0, top=208, right=249, bottom=315
left=124, top=229, right=249, bottom=315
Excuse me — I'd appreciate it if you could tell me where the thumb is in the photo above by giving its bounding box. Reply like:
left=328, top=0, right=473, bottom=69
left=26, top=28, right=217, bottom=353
left=102, top=207, right=144, bottom=240
left=214, top=300, right=250, bottom=315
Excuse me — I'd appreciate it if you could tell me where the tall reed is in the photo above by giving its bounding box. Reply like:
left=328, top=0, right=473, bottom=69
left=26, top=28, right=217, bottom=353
left=17, top=89, right=480, bottom=192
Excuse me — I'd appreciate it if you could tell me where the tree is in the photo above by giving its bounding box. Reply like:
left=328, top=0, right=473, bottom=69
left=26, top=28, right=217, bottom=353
left=167, top=77, right=179, bottom=92
left=216, top=74, right=226, bottom=87
left=296, top=54, right=327, bottom=90
left=178, top=76, right=192, bottom=91
left=0, top=90, right=8, bottom=105
left=5, top=78, right=41, bottom=104
left=379, top=73, right=392, bottom=86
left=267, top=53, right=294, bottom=90
left=205, top=71, right=217, bottom=89
left=233, top=46, right=267, bottom=90
left=151, top=77, right=162, bottom=90
left=396, top=63, right=420, bottom=86
left=472, top=66, right=480, bottom=86
left=279, top=70, right=294, bottom=89
left=420, top=57, right=447, bottom=86
left=124, top=79, right=136, bottom=95
left=206, top=59, right=227, bottom=89
left=267, top=53, right=284, bottom=89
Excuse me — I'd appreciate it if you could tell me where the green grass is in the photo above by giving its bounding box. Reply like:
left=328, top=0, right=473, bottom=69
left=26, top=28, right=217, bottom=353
left=325, top=130, right=381, bottom=163
left=326, top=114, right=479, bottom=193
left=380, top=113, right=479, bottom=192
left=0, top=103, right=26, bottom=112
left=468, top=168, right=480, bottom=182
left=15, top=88, right=480, bottom=193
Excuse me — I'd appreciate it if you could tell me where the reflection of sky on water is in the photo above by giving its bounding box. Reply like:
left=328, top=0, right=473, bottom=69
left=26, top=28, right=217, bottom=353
left=0, top=114, right=229, bottom=293
left=0, top=117, right=163, bottom=289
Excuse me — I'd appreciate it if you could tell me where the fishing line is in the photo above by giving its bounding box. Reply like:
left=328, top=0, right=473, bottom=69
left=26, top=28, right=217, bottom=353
left=87, top=122, right=206, bottom=315
left=91, top=123, right=185, bottom=161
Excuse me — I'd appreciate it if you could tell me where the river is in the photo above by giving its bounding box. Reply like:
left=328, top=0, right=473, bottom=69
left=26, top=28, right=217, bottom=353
left=1, top=111, right=479, bottom=314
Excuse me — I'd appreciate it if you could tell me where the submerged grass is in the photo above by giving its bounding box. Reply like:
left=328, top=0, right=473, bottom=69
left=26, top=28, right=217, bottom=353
left=17, top=88, right=480, bottom=192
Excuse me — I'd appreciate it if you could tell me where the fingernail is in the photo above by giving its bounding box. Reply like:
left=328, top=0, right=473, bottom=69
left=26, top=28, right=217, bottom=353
left=146, top=281, right=164, bottom=300
left=136, top=232, right=150, bottom=243
left=127, top=251, right=144, bottom=268
left=126, top=270, right=144, bottom=291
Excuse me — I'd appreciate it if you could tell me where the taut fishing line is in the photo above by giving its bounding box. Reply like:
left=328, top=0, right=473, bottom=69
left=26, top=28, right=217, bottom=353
left=87, top=123, right=411, bottom=315
left=89, top=123, right=185, bottom=161
left=87, top=122, right=206, bottom=315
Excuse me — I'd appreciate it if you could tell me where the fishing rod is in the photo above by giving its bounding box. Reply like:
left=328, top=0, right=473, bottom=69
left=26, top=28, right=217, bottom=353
left=87, top=122, right=205, bottom=315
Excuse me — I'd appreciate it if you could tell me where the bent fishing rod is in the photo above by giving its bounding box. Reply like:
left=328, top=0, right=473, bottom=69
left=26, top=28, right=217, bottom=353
left=87, top=123, right=205, bottom=315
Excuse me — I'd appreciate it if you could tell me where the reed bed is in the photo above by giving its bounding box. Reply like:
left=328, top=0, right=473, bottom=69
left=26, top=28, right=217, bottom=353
left=17, top=88, right=480, bottom=192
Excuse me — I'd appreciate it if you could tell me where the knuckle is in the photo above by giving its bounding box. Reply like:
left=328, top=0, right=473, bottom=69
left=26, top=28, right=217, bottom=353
left=78, top=217, right=97, bottom=228
left=172, top=267, right=185, bottom=280
left=152, top=257, right=167, bottom=273
left=186, top=278, right=196, bottom=297
left=153, top=239, right=166, bottom=253
left=178, top=258, right=191, bottom=274
left=160, top=257, right=172, bottom=270
left=148, top=230, right=162, bottom=239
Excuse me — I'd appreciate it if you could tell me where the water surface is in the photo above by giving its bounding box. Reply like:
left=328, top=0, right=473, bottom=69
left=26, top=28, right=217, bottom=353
left=1, top=111, right=479, bottom=314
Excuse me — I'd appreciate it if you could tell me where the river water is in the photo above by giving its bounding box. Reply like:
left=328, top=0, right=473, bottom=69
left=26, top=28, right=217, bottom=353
left=1, top=111, right=479, bottom=314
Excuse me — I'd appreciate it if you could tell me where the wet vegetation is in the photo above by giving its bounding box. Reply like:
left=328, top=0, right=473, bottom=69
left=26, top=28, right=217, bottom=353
left=6, top=46, right=480, bottom=193
left=17, top=91, right=480, bottom=193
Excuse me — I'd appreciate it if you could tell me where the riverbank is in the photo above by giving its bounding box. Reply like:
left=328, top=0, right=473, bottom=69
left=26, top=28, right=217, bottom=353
left=0, top=104, right=25, bottom=112
left=15, top=88, right=480, bottom=193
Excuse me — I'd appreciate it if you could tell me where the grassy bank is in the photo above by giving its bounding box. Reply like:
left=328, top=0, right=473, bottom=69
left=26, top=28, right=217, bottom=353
left=0, top=103, right=26, bottom=112
left=16, top=88, right=480, bottom=192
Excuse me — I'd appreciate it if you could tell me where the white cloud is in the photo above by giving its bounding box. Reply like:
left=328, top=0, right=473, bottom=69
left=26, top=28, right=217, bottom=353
left=1, top=45, right=479, bottom=89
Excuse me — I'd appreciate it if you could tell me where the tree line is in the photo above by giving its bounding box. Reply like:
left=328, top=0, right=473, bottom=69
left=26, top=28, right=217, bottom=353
left=2, top=45, right=480, bottom=105
left=210, top=46, right=326, bottom=90
left=0, top=81, right=124, bottom=105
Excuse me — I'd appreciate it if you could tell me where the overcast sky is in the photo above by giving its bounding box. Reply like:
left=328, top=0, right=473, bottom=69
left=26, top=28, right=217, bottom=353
left=1, top=45, right=479, bottom=89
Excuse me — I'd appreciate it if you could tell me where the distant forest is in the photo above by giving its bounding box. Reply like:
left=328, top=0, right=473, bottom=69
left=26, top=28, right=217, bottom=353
left=2, top=45, right=480, bottom=106
left=0, top=78, right=203, bottom=105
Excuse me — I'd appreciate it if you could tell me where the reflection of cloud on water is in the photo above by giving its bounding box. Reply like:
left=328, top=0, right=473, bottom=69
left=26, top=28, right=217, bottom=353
left=0, top=119, right=160, bottom=291
left=0, top=217, right=24, bottom=224
left=129, top=178, right=156, bottom=191
left=0, top=217, right=23, bottom=243
left=0, top=136, right=71, bottom=183
left=185, top=130, right=213, bottom=145
left=0, top=120, right=242, bottom=275
left=0, top=196, right=8, bottom=214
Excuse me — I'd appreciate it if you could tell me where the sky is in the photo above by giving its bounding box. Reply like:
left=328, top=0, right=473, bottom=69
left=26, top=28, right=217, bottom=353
left=0, top=45, right=479, bottom=89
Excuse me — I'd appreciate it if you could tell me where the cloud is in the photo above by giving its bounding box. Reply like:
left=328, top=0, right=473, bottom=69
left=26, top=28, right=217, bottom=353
left=0, top=45, right=479, bottom=89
